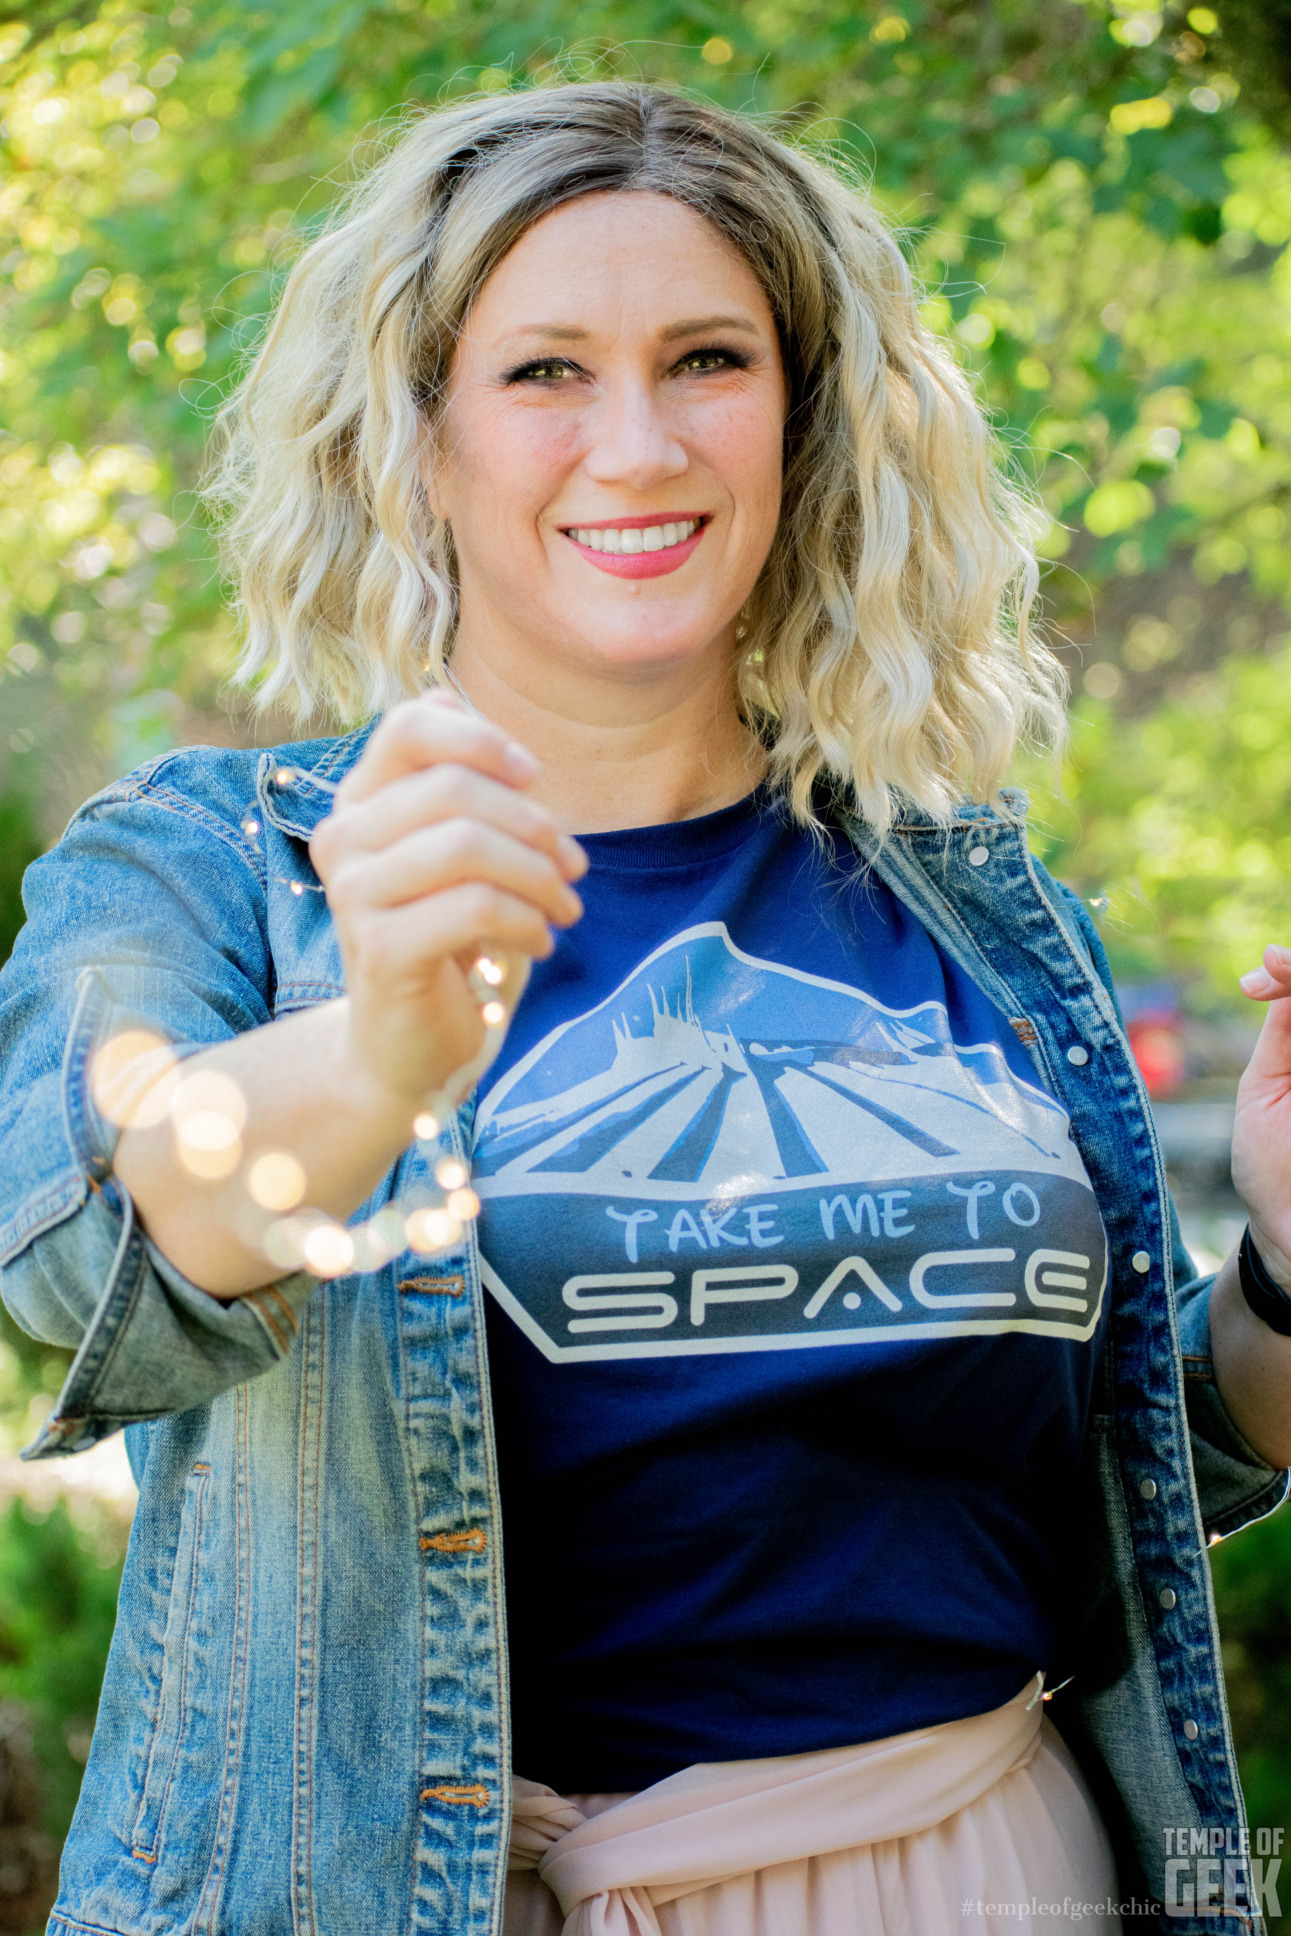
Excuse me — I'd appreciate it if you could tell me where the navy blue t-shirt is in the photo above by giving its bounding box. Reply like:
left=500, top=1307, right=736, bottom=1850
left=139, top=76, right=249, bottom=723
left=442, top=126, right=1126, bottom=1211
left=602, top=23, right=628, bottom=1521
left=474, top=790, right=1108, bottom=1793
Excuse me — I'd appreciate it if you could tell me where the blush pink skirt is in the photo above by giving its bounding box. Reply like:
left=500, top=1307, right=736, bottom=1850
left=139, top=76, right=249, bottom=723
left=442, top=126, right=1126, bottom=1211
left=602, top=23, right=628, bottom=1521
left=504, top=1678, right=1122, bottom=1935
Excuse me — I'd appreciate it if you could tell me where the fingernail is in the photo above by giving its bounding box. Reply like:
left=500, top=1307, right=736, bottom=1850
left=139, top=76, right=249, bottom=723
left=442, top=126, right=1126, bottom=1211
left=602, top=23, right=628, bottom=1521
left=505, top=742, right=540, bottom=782
left=558, top=834, right=588, bottom=877
left=561, top=888, right=584, bottom=921
left=1240, top=970, right=1265, bottom=993
left=1269, top=944, right=1291, bottom=965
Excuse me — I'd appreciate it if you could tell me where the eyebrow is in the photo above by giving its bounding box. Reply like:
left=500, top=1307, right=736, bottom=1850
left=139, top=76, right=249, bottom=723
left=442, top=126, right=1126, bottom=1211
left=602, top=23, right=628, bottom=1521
left=494, top=313, right=763, bottom=349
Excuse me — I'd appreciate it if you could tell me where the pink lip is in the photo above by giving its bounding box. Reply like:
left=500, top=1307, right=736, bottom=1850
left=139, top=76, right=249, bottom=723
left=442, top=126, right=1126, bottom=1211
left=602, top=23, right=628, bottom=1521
left=561, top=515, right=709, bottom=580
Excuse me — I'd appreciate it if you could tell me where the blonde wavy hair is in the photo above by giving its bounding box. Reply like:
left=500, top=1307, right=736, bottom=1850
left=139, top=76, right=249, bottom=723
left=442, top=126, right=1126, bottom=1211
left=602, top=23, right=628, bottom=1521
left=208, top=80, right=1064, bottom=829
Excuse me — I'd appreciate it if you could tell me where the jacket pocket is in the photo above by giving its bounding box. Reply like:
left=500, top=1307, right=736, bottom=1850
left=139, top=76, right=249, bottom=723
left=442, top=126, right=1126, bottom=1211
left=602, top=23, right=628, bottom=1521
left=130, top=1458, right=210, bottom=1860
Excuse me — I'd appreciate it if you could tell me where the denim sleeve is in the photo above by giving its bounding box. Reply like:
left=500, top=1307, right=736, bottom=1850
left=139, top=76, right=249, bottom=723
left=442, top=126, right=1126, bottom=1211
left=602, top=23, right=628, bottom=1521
left=1042, top=867, right=1288, bottom=1526
left=0, top=762, right=316, bottom=1459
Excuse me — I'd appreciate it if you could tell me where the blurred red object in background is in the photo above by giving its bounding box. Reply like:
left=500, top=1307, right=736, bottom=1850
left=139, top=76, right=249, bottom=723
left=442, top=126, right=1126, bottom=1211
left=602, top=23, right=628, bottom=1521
left=1127, top=1013, right=1187, bottom=1098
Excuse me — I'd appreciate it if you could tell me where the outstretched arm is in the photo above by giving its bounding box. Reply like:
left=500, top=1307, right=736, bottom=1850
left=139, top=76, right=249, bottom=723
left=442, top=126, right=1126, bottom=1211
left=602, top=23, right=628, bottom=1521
left=113, top=692, right=586, bottom=1298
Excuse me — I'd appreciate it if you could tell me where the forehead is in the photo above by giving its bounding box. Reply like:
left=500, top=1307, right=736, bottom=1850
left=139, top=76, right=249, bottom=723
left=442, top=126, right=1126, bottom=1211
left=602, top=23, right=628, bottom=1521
left=464, top=190, right=774, bottom=339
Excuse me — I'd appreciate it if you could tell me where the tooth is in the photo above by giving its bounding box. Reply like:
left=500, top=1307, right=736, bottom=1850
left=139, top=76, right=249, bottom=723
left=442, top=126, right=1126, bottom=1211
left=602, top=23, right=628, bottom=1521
left=572, top=529, right=586, bottom=546
left=602, top=529, right=621, bottom=553
left=642, top=526, right=663, bottom=552
left=589, top=531, right=604, bottom=550
left=661, top=523, right=677, bottom=547
left=621, top=529, right=643, bottom=553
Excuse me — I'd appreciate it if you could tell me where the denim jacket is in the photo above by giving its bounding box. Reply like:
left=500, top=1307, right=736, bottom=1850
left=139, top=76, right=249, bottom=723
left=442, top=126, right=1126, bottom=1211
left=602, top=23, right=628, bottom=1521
left=0, top=725, right=1285, bottom=1936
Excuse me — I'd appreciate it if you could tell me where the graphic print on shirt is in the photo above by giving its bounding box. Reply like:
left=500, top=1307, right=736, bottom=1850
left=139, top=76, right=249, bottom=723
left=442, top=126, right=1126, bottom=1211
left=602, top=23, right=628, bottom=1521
left=473, top=923, right=1107, bottom=1361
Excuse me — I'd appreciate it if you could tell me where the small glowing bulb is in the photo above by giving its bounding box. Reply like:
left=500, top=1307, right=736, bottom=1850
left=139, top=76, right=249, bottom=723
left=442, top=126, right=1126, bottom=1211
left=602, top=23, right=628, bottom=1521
left=474, top=955, right=505, bottom=986
left=176, top=1133, right=242, bottom=1180
left=171, top=1071, right=247, bottom=1133
left=176, top=1109, right=240, bottom=1153
left=435, top=1156, right=469, bottom=1190
left=264, top=1216, right=312, bottom=1270
left=289, top=880, right=304, bottom=897
left=406, top=1208, right=462, bottom=1254
left=247, top=1150, right=307, bottom=1211
left=303, top=1223, right=355, bottom=1276
left=275, top=767, right=297, bottom=786
left=90, top=1030, right=178, bottom=1128
left=446, top=1187, right=480, bottom=1221
left=242, top=817, right=260, bottom=836
left=480, top=1000, right=506, bottom=1027
left=412, top=1111, right=440, bottom=1141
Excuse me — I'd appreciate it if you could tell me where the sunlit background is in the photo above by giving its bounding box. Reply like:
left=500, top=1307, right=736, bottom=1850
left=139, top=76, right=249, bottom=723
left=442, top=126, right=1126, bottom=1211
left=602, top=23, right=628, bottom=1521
left=3, top=0, right=1291, bottom=1925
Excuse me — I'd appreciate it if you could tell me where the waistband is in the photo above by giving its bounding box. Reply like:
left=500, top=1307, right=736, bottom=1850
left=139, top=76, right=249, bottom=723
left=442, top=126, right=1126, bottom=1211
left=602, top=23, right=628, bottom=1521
left=510, top=1673, right=1046, bottom=1929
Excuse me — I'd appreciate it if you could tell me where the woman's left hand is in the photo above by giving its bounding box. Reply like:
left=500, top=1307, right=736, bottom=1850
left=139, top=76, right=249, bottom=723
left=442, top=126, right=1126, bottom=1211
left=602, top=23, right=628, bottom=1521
left=1206, top=943, right=1291, bottom=1470
left=1232, top=943, right=1291, bottom=1285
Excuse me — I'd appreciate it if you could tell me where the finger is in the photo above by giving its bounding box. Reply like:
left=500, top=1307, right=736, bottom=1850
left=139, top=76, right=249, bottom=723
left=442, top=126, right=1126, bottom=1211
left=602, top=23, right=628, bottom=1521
left=1239, top=945, right=1291, bottom=1002
left=351, top=884, right=558, bottom=975
left=328, top=819, right=584, bottom=928
left=1238, top=982, right=1291, bottom=1088
left=315, top=763, right=587, bottom=881
left=335, top=694, right=541, bottom=807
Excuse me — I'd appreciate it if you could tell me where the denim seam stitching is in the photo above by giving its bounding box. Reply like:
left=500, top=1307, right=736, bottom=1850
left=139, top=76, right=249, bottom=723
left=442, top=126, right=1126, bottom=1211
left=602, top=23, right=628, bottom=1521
left=45, top=1916, right=133, bottom=1936
left=292, top=1296, right=324, bottom=1936
left=126, top=1461, right=193, bottom=1850
left=77, top=777, right=267, bottom=891
left=135, top=781, right=268, bottom=889
left=0, top=1171, right=86, bottom=1269
left=77, top=1208, right=151, bottom=1418
left=195, top=1382, right=253, bottom=1933
left=131, top=1462, right=210, bottom=1857
left=460, top=1107, right=510, bottom=1936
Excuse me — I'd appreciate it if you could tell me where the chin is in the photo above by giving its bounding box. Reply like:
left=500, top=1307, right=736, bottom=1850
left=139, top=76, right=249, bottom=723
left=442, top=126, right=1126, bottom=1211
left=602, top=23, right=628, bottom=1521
left=556, top=601, right=729, bottom=666
left=568, top=627, right=722, bottom=680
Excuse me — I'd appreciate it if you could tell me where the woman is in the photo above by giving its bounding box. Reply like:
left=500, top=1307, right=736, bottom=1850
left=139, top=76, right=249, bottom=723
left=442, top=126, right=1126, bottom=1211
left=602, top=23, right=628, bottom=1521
left=1, top=80, right=1289, bottom=1936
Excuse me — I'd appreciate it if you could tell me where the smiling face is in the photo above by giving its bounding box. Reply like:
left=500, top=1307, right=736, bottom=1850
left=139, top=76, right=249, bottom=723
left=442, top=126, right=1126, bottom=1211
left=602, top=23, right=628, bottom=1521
left=429, top=191, right=786, bottom=701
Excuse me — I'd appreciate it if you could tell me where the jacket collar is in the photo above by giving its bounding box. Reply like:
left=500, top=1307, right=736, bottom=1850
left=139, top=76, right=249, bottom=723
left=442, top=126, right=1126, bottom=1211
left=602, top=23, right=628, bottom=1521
left=818, top=778, right=1029, bottom=839
left=255, top=719, right=378, bottom=840
left=257, top=720, right=1031, bottom=845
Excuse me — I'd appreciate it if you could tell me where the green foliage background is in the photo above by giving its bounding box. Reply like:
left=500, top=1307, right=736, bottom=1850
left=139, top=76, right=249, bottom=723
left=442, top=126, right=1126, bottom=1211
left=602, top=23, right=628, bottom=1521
left=2, top=0, right=1291, bottom=1922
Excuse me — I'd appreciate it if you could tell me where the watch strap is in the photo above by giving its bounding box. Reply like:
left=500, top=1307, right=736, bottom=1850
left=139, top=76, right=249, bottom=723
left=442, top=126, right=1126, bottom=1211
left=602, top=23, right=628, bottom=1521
left=1239, top=1226, right=1291, bottom=1338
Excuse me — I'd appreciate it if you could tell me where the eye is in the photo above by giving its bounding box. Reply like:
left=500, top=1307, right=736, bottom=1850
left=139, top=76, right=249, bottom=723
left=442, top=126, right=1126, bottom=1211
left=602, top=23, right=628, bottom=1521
left=502, top=357, right=584, bottom=385
left=673, top=346, right=752, bottom=376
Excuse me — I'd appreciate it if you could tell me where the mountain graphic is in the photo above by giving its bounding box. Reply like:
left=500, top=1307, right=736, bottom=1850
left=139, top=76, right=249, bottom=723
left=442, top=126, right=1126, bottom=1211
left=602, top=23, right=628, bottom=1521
left=475, top=925, right=1085, bottom=1201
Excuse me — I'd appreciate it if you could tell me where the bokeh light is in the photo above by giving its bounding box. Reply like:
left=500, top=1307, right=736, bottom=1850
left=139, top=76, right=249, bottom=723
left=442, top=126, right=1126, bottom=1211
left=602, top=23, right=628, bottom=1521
left=246, top=1150, right=307, bottom=1211
left=89, top=1029, right=178, bottom=1128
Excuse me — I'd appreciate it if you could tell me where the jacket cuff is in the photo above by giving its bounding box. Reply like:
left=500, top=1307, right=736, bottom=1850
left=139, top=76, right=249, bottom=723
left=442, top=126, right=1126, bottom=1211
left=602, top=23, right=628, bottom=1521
left=1176, top=1273, right=1290, bottom=1539
left=8, top=962, right=315, bottom=1458
left=20, top=1178, right=315, bottom=1458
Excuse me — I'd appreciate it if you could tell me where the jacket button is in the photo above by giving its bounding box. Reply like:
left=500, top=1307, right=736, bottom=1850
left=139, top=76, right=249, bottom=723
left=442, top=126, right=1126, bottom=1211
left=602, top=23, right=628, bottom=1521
left=1066, top=1045, right=1089, bottom=1065
left=1159, top=1587, right=1177, bottom=1610
left=1139, top=1478, right=1157, bottom=1500
left=968, top=846, right=990, bottom=866
left=1183, top=1719, right=1199, bottom=1741
left=1132, top=1251, right=1151, bottom=1273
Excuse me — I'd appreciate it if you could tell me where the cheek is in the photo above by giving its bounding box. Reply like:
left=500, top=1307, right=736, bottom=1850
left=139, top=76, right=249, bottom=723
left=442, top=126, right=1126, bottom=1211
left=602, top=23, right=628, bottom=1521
left=444, top=398, right=583, bottom=534
left=691, top=396, right=784, bottom=528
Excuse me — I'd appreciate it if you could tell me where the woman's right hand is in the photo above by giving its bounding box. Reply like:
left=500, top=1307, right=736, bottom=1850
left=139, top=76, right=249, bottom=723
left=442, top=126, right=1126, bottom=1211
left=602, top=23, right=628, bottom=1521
left=309, top=690, right=586, bottom=1114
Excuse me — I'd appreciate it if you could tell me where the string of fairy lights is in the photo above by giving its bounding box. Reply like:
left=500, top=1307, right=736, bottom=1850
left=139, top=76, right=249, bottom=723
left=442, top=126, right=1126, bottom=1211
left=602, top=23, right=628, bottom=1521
left=88, top=765, right=523, bottom=1282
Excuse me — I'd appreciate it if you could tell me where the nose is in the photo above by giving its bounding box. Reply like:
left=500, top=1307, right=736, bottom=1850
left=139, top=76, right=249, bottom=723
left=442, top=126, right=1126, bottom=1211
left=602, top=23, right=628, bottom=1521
left=583, top=377, right=688, bottom=492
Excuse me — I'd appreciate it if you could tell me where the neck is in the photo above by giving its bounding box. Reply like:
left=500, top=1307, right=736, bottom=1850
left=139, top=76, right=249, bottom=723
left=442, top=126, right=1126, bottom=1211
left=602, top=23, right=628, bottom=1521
left=447, top=636, right=765, bottom=835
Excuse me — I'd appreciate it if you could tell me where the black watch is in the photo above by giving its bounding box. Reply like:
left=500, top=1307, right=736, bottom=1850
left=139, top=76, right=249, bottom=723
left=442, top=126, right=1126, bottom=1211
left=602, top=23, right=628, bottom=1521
left=1238, top=1226, right=1291, bottom=1338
